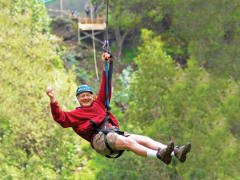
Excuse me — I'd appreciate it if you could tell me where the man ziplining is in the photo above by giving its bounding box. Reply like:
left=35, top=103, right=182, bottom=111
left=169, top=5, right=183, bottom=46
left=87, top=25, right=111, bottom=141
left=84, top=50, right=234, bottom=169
left=46, top=52, right=191, bottom=164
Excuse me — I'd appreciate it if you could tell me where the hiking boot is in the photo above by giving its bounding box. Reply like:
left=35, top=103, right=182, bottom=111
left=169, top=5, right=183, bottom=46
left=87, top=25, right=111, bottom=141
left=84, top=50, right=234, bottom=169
left=174, top=143, right=191, bottom=163
left=157, top=141, right=174, bottom=165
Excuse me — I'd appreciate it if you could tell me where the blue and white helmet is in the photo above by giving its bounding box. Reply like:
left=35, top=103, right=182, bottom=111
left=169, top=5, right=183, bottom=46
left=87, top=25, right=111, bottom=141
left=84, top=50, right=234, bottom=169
left=76, top=85, right=93, bottom=97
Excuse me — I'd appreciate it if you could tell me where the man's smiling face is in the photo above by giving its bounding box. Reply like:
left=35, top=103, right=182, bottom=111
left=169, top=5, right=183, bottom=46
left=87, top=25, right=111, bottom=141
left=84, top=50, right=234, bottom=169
left=77, top=92, right=94, bottom=107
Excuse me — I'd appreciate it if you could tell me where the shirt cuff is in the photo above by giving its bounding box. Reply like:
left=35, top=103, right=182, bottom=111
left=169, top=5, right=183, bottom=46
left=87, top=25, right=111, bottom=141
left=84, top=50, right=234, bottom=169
left=50, top=101, right=58, bottom=108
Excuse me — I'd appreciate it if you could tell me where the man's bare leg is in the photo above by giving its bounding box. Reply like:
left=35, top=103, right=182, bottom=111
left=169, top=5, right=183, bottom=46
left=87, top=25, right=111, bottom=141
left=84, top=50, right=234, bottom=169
left=113, top=134, right=174, bottom=164
left=128, top=134, right=167, bottom=150
left=114, top=134, right=152, bottom=156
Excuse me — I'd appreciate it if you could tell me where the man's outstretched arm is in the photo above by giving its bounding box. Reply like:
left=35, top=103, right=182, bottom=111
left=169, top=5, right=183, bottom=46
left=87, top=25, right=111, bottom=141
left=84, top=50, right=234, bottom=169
left=46, top=87, right=72, bottom=128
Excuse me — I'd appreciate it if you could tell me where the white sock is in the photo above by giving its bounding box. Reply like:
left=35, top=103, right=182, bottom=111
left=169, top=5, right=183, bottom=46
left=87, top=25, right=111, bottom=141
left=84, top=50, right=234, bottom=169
left=146, top=149, right=158, bottom=158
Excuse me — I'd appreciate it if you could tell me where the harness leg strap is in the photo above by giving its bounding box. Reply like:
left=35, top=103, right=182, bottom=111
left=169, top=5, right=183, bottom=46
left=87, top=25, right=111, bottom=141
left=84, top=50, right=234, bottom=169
left=102, top=131, right=125, bottom=159
left=104, top=133, right=114, bottom=155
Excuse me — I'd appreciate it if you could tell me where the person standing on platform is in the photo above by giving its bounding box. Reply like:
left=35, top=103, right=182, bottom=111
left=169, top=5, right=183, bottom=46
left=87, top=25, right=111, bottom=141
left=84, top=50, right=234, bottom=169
left=84, top=2, right=90, bottom=18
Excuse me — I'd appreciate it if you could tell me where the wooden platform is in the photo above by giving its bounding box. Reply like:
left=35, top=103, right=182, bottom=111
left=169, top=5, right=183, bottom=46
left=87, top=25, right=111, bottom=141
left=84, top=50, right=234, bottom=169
left=78, top=23, right=106, bottom=31
left=78, top=18, right=106, bottom=31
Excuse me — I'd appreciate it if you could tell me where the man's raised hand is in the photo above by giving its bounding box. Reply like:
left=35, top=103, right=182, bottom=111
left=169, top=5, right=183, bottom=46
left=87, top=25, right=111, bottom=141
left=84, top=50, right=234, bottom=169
left=46, top=86, right=55, bottom=103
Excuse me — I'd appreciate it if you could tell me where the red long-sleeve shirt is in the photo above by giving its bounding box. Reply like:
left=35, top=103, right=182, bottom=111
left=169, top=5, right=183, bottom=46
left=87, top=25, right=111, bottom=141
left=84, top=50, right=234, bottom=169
left=50, top=71, right=119, bottom=147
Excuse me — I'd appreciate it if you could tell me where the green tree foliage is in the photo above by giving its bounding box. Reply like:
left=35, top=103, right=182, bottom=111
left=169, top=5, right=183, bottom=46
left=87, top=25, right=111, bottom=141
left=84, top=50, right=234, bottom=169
left=97, top=0, right=240, bottom=79
left=0, top=0, right=91, bottom=179
left=159, top=0, right=240, bottom=78
left=127, top=29, right=240, bottom=179
left=91, top=29, right=240, bottom=180
left=2, top=0, right=240, bottom=179
left=9, top=0, right=51, bottom=33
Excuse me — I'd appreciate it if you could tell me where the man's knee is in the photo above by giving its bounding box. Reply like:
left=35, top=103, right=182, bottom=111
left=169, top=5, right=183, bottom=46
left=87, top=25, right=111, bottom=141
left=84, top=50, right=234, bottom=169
left=123, top=137, right=138, bottom=150
left=142, top=136, right=153, bottom=142
left=129, top=134, right=152, bottom=142
left=115, top=136, right=137, bottom=150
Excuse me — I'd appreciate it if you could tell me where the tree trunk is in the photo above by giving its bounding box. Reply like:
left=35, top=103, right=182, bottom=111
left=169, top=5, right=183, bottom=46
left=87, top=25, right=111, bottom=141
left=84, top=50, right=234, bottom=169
left=113, top=23, right=132, bottom=60
left=111, top=8, right=132, bottom=60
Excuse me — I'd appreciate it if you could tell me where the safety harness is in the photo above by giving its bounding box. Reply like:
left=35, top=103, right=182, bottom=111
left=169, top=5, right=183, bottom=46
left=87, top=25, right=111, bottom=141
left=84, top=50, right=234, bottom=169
left=100, top=51, right=125, bottom=158
left=90, top=41, right=125, bottom=158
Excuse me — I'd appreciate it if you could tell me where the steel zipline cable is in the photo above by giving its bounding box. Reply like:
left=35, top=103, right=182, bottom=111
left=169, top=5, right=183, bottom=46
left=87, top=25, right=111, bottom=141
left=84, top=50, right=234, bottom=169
left=103, top=0, right=110, bottom=54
